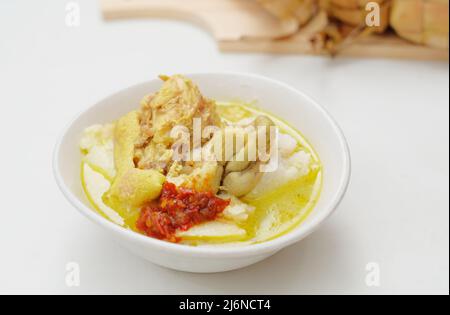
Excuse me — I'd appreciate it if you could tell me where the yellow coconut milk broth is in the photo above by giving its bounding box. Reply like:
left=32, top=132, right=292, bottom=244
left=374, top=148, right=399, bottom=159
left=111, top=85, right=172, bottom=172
left=81, top=101, right=322, bottom=245
left=217, top=102, right=322, bottom=243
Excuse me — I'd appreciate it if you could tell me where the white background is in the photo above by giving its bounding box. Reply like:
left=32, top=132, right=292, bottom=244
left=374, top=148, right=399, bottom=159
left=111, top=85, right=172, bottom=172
left=0, top=0, right=448, bottom=295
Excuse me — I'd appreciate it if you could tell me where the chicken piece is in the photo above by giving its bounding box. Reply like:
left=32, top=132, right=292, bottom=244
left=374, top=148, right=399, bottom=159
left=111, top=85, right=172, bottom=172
left=164, top=124, right=248, bottom=194
left=135, top=75, right=222, bottom=172
left=167, top=160, right=224, bottom=194
left=165, top=115, right=274, bottom=196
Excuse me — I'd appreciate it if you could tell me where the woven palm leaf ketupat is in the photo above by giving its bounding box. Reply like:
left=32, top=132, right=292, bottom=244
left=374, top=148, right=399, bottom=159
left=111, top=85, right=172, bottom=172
left=258, top=0, right=449, bottom=49
left=258, top=0, right=320, bottom=27
left=330, top=0, right=385, bottom=9
left=390, top=0, right=449, bottom=48
left=328, top=0, right=390, bottom=33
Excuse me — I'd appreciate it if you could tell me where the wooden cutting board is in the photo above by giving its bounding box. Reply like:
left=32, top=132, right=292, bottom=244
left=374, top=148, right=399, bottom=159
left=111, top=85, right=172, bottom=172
left=100, top=0, right=449, bottom=61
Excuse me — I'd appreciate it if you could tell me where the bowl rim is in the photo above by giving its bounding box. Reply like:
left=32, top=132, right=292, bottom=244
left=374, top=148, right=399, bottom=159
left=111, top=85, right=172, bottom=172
left=53, top=72, right=351, bottom=258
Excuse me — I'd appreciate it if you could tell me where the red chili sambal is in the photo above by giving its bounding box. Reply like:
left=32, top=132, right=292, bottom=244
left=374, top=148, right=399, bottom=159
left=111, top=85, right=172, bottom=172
left=136, top=182, right=230, bottom=242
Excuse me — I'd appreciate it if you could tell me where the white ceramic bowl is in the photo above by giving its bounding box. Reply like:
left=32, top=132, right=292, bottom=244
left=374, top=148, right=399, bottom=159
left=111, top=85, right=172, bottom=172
left=54, top=73, right=351, bottom=273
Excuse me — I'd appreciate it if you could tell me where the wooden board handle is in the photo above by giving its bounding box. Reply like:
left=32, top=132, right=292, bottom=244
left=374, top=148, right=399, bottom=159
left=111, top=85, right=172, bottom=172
left=100, top=0, right=298, bottom=40
left=100, top=0, right=449, bottom=60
